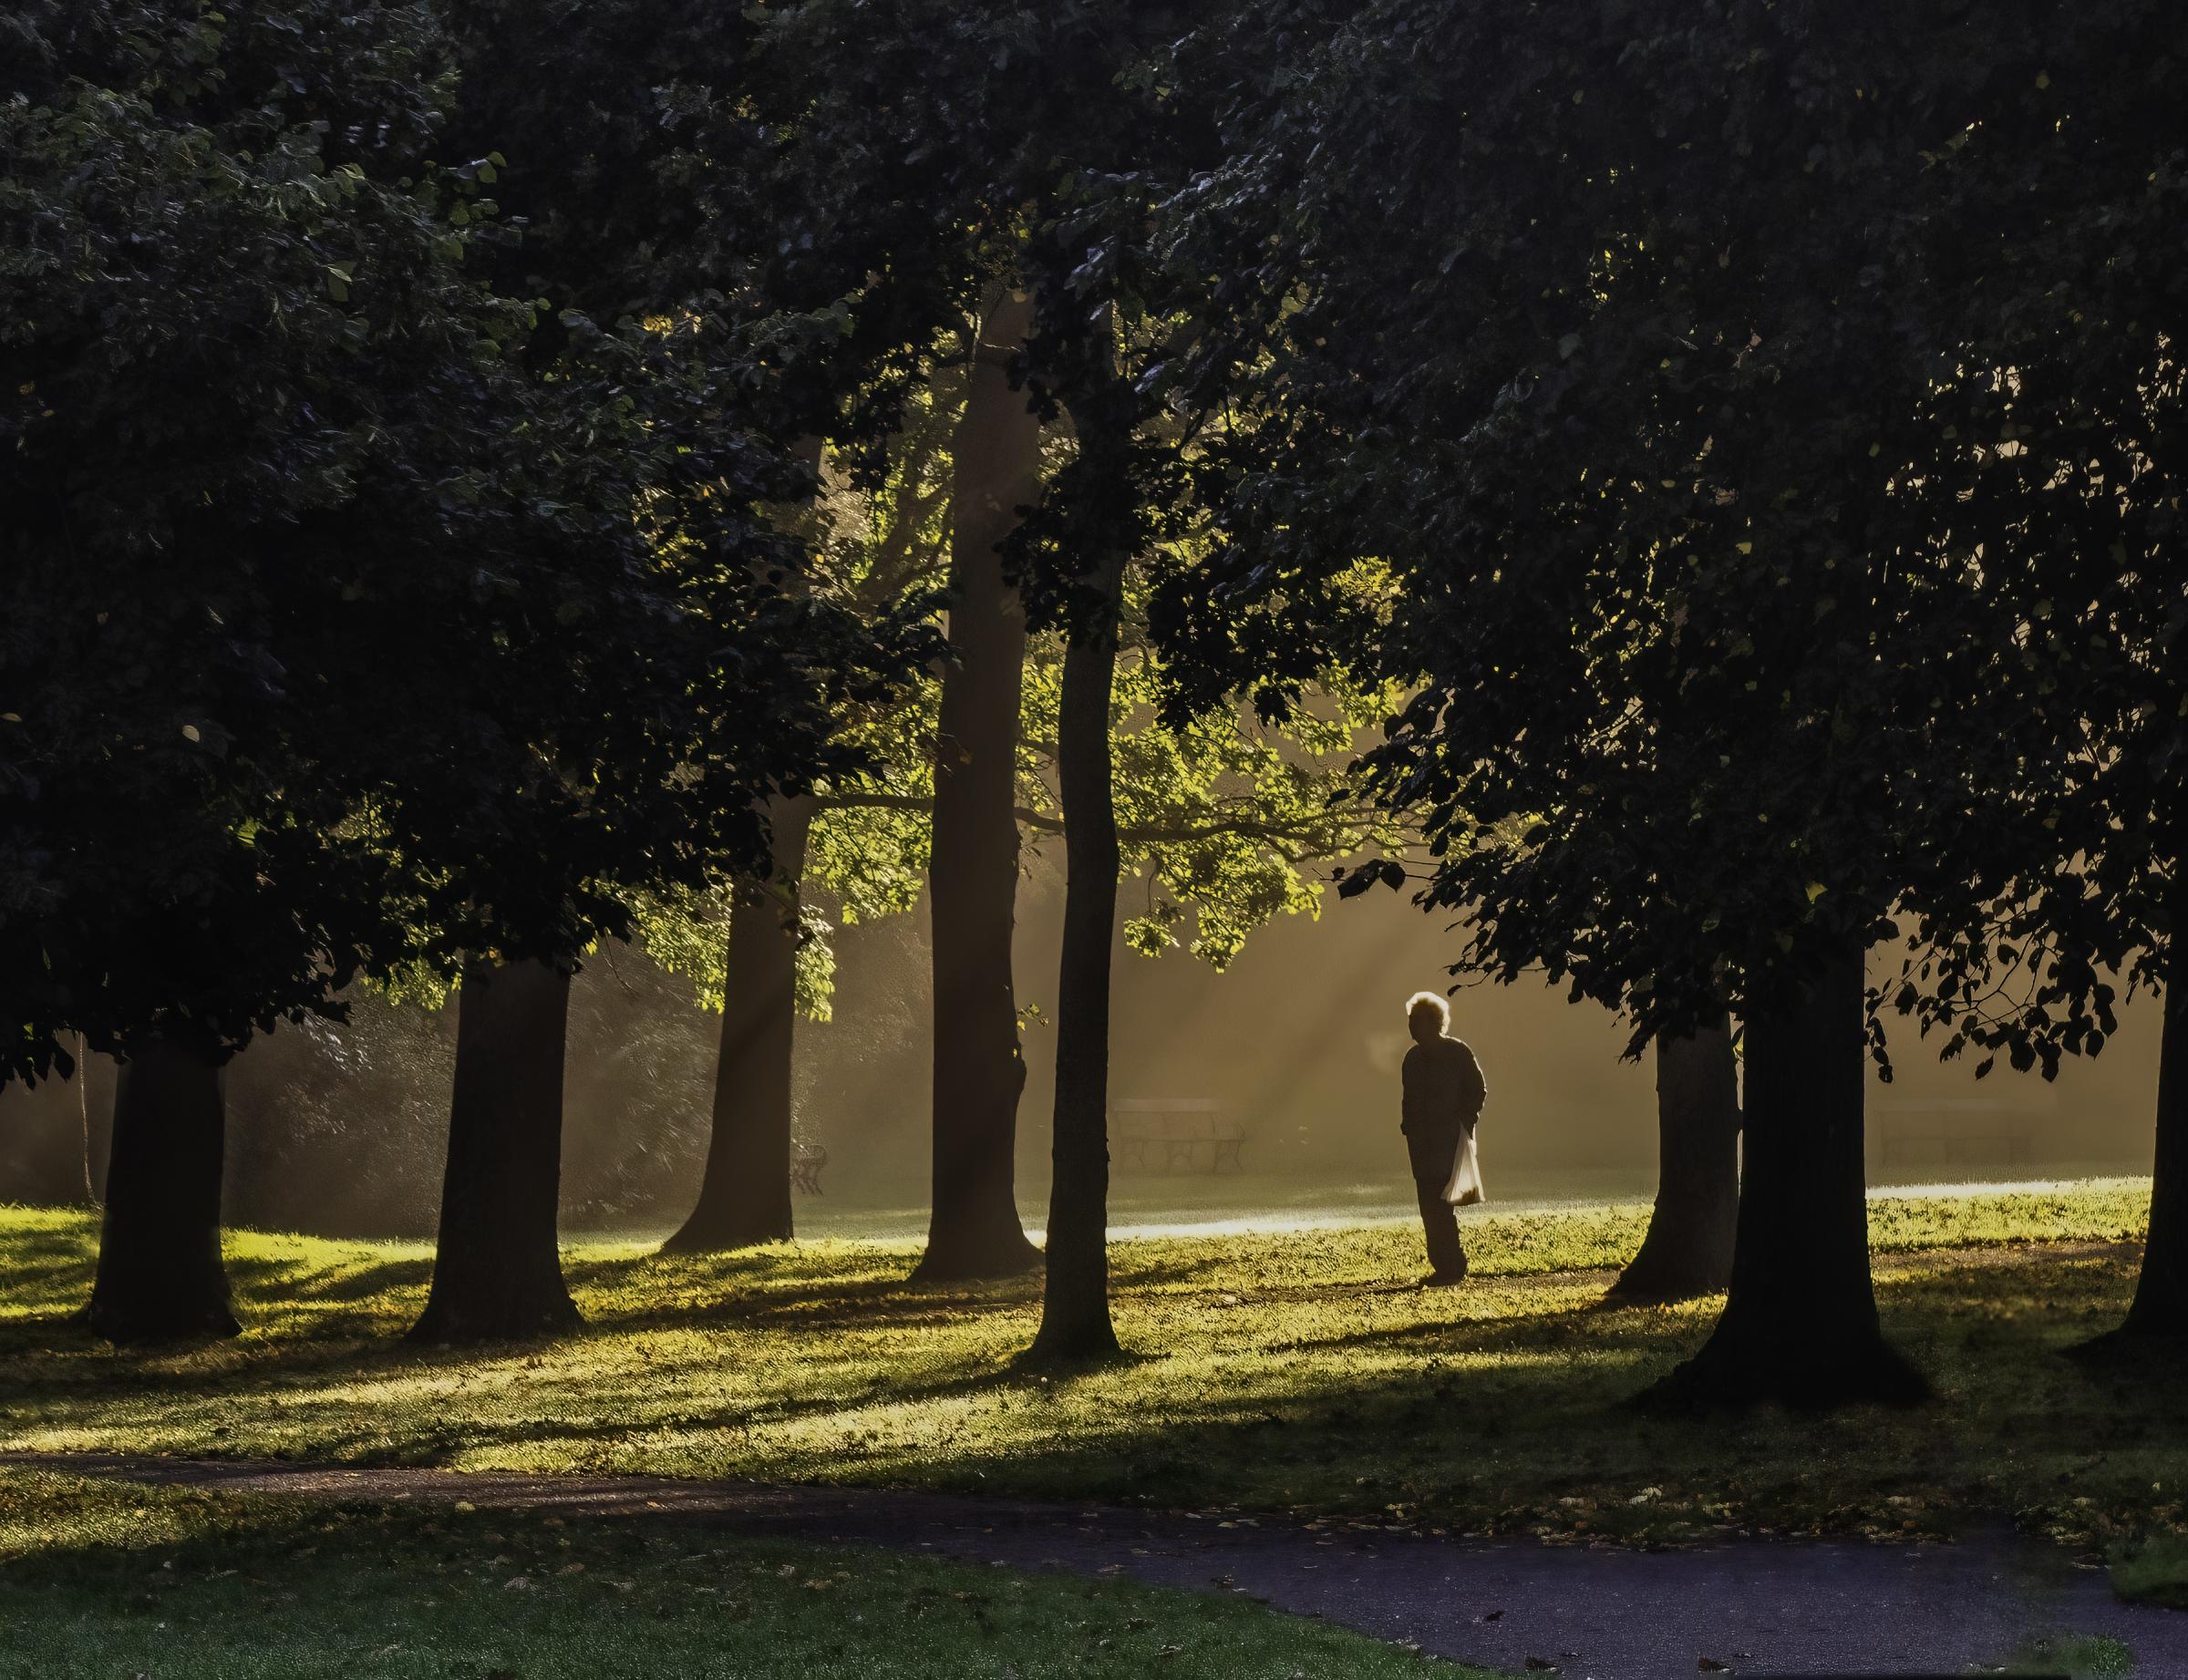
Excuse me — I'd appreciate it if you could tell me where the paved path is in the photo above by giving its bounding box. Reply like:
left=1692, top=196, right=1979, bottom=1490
left=8, top=1452, right=2182, bottom=1677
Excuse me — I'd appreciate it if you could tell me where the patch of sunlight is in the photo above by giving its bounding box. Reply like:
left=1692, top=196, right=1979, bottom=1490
left=0, top=1181, right=2170, bottom=1546
left=1053, top=1211, right=1427, bottom=1242
left=1869, top=1174, right=2149, bottom=1201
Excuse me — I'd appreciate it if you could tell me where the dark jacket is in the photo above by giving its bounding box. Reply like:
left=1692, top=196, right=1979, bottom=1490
left=1401, top=1036, right=1486, bottom=1139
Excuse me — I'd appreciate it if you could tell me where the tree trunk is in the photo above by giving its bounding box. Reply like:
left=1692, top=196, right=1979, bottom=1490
left=0, top=1043, right=95, bottom=1206
left=1027, top=549, right=1127, bottom=1365
left=1648, top=944, right=1925, bottom=1407
left=2081, top=922, right=2188, bottom=1351
left=661, top=796, right=816, bottom=1253
left=1607, top=1016, right=1742, bottom=1304
left=913, top=292, right=1045, bottom=1283
left=410, top=959, right=582, bottom=1343
left=85, top=1043, right=115, bottom=1205
left=78, top=1035, right=236, bottom=1342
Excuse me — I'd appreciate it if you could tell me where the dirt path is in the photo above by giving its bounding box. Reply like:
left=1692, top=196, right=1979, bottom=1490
left=9, top=1451, right=2182, bottom=1677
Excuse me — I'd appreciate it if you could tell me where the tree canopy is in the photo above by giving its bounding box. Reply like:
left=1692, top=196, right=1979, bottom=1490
left=0, top=0, right=932, bottom=1081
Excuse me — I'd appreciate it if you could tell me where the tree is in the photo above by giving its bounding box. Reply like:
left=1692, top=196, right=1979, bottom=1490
left=410, top=961, right=581, bottom=1342
left=637, top=299, right=1396, bottom=1273
left=80, top=1036, right=232, bottom=1340
left=639, top=396, right=955, bottom=1257
left=3, top=0, right=927, bottom=1340
left=916, top=294, right=1049, bottom=1280
left=658, top=797, right=819, bottom=1253
left=1011, top=198, right=1176, bottom=1362
left=439, top=0, right=1002, bottom=1274
left=552, top=2, right=1393, bottom=1305
left=1144, top=0, right=2135, bottom=1404
left=1609, top=1023, right=1742, bottom=1305
left=4, top=0, right=537, bottom=1339
left=1029, top=547, right=1129, bottom=1361
left=1865, top=1, right=2188, bottom=1355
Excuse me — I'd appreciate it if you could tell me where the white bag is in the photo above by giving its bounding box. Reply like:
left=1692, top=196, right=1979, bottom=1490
left=1442, top=1127, right=1484, bottom=1207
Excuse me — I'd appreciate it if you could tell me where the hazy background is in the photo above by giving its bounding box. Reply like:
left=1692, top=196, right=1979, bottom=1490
left=187, top=849, right=2167, bottom=1242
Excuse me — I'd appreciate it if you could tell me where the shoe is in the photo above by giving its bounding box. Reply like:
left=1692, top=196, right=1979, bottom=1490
left=1420, top=1267, right=1469, bottom=1289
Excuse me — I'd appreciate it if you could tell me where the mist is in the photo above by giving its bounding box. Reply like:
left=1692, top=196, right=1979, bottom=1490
left=177, top=854, right=2162, bottom=1243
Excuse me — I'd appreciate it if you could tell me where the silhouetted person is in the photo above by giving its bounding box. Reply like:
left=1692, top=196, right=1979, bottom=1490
left=1401, top=991, right=1486, bottom=1285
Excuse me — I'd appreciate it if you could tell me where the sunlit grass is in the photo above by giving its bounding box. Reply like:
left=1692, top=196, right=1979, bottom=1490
left=0, top=1469, right=1475, bottom=1680
left=0, top=1183, right=2176, bottom=1547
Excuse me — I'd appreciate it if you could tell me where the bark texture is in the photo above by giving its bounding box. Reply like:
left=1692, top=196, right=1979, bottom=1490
left=84, top=1046, right=116, bottom=1205
left=0, top=1043, right=94, bottom=1206
left=662, top=796, right=816, bottom=1253
left=2083, top=940, right=2188, bottom=1350
left=1607, top=1017, right=1743, bottom=1304
left=79, top=1036, right=236, bottom=1342
left=914, top=292, right=1045, bottom=1283
left=1651, top=946, right=1925, bottom=1407
left=410, top=960, right=582, bottom=1343
left=1027, top=550, right=1127, bottom=1364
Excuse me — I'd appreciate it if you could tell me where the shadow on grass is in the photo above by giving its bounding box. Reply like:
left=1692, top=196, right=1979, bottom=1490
left=10, top=1218, right=2188, bottom=1545
left=233, top=1253, right=436, bottom=1305
left=561, top=1252, right=1210, bottom=1338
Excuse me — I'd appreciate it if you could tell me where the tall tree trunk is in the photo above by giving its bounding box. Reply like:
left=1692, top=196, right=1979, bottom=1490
left=84, top=1043, right=115, bottom=1205
left=1650, top=943, right=1925, bottom=1406
left=76, top=1036, right=96, bottom=1201
left=2081, top=922, right=2188, bottom=1351
left=1027, top=550, right=1127, bottom=1365
left=662, top=796, right=816, bottom=1253
left=78, top=1035, right=236, bottom=1342
left=1607, top=1016, right=1742, bottom=1304
left=0, top=1043, right=95, bottom=1206
left=913, top=292, right=1045, bottom=1283
left=410, top=959, right=582, bottom=1343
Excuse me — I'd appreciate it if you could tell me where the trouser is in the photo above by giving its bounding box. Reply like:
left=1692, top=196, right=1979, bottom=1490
left=1407, top=1129, right=1468, bottom=1277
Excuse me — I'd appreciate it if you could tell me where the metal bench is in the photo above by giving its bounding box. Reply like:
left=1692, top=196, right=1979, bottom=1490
left=1111, top=1099, right=1245, bottom=1174
left=790, top=1139, right=829, bottom=1195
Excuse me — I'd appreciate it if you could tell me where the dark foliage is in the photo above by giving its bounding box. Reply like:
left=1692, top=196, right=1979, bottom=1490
left=0, top=0, right=934, bottom=1081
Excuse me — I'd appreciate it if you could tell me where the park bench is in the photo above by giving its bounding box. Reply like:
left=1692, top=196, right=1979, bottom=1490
left=1111, top=1098, right=1245, bottom=1174
left=790, top=1139, right=828, bottom=1195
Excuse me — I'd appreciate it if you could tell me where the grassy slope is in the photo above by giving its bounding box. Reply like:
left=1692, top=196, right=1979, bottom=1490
left=0, top=1469, right=1473, bottom=1680
left=0, top=1185, right=2179, bottom=1549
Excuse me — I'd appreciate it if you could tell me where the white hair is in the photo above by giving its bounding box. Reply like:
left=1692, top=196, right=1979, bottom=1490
left=1405, top=991, right=1450, bottom=1026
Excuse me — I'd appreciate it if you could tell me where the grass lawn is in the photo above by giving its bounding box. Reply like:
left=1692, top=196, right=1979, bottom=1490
left=0, top=1183, right=2179, bottom=1552
left=0, top=1468, right=1474, bottom=1679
